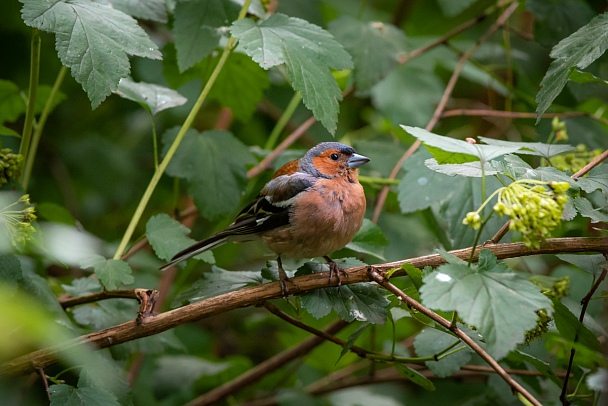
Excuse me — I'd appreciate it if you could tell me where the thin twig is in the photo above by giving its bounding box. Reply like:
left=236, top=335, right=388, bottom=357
left=367, top=267, right=542, bottom=406
left=246, top=116, right=317, bottom=179
left=372, top=2, right=518, bottom=223
left=38, top=367, right=50, bottom=401
left=59, top=289, right=141, bottom=308
left=560, top=256, right=608, bottom=406
left=441, top=109, right=608, bottom=127
left=184, top=320, right=348, bottom=406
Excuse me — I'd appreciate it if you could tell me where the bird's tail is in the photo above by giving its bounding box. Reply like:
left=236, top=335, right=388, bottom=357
left=159, top=235, right=228, bottom=271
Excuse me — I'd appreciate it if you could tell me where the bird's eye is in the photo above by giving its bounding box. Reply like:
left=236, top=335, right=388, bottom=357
left=330, top=153, right=339, bottom=161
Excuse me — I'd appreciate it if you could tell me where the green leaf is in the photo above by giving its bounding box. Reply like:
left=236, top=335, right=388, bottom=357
left=231, top=13, right=353, bottom=134
left=569, top=69, right=608, bottom=86
left=114, top=78, right=187, bottom=115
left=20, top=0, right=162, bottom=108
left=163, top=128, right=255, bottom=220
left=0, top=254, right=23, bottom=294
left=393, top=364, right=436, bottom=391
left=345, top=219, right=389, bottom=260
left=575, top=165, right=608, bottom=197
left=103, top=0, right=167, bottom=22
left=572, top=196, right=608, bottom=223
left=557, top=253, right=607, bottom=275
left=437, top=0, right=477, bottom=17
left=173, top=0, right=240, bottom=71
left=153, top=355, right=233, bottom=391
left=552, top=298, right=601, bottom=351
left=402, top=263, right=423, bottom=289
left=77, top=351, right=133, bottom=405
left=413, top=328, right=472, bottom=377
left=61, top=277, right=102, bottom=297
left=146, top=213, right=214, bottom=264
left=49, top=384, right=119, bottom=406
left=0, top=79, right=25, bottom=125
left=419, top=249, right=553, bottom=359
left=36, top=202, right=76, bottom=225
left=172, top=266, right=265, bottom=306
left=81, top=255, right=134, bottom=290
left=328, top=16, right=405, bottom=92
left=339, top=322, right=371, bottom=361
left=424, top=158, right=498, bottom=178
left=507, top=350, right=562, bottom=387
left=398, top=150, right=466, bottom=214
left=478, top=137, right=575, bottom=160
left=536, top=13, right=608, bottom=120
left=202, top=52, right=270, bottom=121
left=300, top=282, right=389, bottom=325
left=403, top=126, right=522, bottom=163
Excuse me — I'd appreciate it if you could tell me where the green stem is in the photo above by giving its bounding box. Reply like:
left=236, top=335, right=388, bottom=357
left=19, top=28, right=41, bottom=186
left=358, top=176, right=401, bottom=185
left=22, top=66, right=67, bottom=191
left=113, top=0, right=253, bottom=259
left=264, top=92, right=302, bottom=151
left=365, top=342, right=466, bottom=364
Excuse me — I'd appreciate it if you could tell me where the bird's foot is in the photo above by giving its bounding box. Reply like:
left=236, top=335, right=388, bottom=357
left=277, top=256, right=299, bottom=297
left=324, top=256, right=348, bottom=287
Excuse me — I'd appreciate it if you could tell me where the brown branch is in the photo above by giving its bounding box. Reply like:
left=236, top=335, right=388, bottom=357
left=441, top=109, right=608, bottom=127
left=184, top=320, right=348, bottom=406
left=367, top=267, right=543, bottom=406
left=59, top=289, right=141, bottom=308
left=372, top=2, right=519, bottom=223
left=2, top=237, right=605, bottom=377
left=560, top=256, right=608, bottom=406
left=246, top=116, right=317, bottom=179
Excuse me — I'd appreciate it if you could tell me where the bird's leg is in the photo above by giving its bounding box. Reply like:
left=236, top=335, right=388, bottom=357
left=277, top=256, right=299, bottom=296
left=323, top=256, right=348, bottom=287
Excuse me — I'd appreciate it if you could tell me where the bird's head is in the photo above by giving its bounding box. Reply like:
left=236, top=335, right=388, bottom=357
left=301, top=142, right=370, bottom=180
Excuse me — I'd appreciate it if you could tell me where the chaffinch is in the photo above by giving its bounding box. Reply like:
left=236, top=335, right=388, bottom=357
left=161, top=142, right=370, bottom=295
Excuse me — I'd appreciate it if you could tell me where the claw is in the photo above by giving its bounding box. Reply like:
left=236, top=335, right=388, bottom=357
left=277, top=256, right=299, bottom=297
left=324, top=256, right=348, bottom=287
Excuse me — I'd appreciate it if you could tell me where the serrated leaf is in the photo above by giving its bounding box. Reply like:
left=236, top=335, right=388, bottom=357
left=413, top=328, right=472, bottom=377
left=536, top=13, right=608, bottom=120
left=403, top=126, right=522, bottom=163
left=231, top=13, right=353, bottom=134
left=153, top=355, right=233, bottom=391
left=394, top=364, right=436, bottom=391
left=425, top=158, right=498, bottom=177
left=507, top=350, right=562, bottom=387
left=81, top=255, right=134, bottom=290
left=402, top=263, right=423, bottom=289
left=163, top=128, right=255, bottom=220
left=552, top=298, right=601, bottom=351
left=575, top=165, right=608, bottom=197
left=557, top=253, right=607, bottom=275
left=572, top=196, right=608, bottom=223
left=328, top=16, right=405, bottom=92
left=174, top=0, right=240, bottom=71
left=398, top=150, right=466, bottom=214
left=202, top=52, right=269, bottom=121
left=77, top=351, right=132, bottom=405
left=49, top=384, right=119, bottom=406
left=114, top=78, right=187, bottom=115
left=146, top=213, right=214, bottom=263
left=61, top=277, right=102, bottom=297
left=20, top=0, right=162, bottom=108
left=172, top=266, right=265, bottom=306
left=420, top=249, right=553, bottom=359
left=299, top=281, right=389, bottom=325
left=0, top=254, right=23, bottom=294
left=478, top=137, right=576, bottom=159
left=100, top=0, right=167, bottom=22
left=345, top=219, right=388, bottom=260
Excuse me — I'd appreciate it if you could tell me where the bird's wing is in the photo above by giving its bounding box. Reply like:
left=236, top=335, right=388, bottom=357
left=161, top=172, right=315, bottom=270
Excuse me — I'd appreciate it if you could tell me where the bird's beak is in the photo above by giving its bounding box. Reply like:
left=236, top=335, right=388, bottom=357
left=348, top=153, right=370, bottom=168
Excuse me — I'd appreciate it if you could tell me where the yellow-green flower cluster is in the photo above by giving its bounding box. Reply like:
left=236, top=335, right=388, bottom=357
left=551, top=117, right=568, bottom=142
left=463, top=180, right=570, bottom=248
left=525, top=276, right=569, bottom=344
left=0, top=148, right=24, bottom=186
left=551, top=144, right=603, bottom=174
left=0, top=194, right=37, bottom=247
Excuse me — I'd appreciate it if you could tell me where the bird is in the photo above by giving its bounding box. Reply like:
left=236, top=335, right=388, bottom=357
left=160, top=142, right=370, bottom=295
